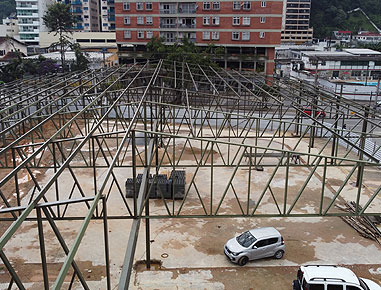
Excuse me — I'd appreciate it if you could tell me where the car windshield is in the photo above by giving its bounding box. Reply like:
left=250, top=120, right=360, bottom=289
left=236, top=231, right=257, bottom=247
left=359, top=279, right=370, bottom=290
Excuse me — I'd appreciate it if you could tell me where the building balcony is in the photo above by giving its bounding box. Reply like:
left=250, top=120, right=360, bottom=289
left=18, top=20, right=39, bottom=25
left=71, top=0, right=82, bottom=5
left=108, top=15, right=115, bottom=21
left=17, top=12, right=39, bottom=18
left=19, top=34, right=39, bottom=41
left=16, top=5, right=38, bottom=9
left=178, top=24, right=196, bottom=29
left=160, top=9, right=177, bottom=14
left=160, top=23, right=177, bottom=28
left=107, top=0, right=114, bottom=3
left=74, top=24, right=84, bottom=30
left=71, top=8, right=82, bottom=13
left=19, top=29, right=39, bottom=33
left=178, top=8, right=196, bottom=14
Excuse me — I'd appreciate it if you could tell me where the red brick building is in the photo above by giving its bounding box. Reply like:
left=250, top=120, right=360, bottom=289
left=115, top=1, right=283, bottom=76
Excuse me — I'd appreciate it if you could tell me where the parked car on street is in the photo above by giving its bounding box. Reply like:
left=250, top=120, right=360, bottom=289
left=224, top=227, right=285, bottom=266
left=293, top=265, right=381, bottom=290
left=303, top=107, right=327, bottom=118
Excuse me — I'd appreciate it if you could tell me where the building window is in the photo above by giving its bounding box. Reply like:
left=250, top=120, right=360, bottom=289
left=242, top=31, right=250, bottom=40
left=213, top=1, right=220, bottom=10
left=146, top=16, right=153, bottom=25
left=124, top=30, right=131, bottom=39
left=146, top=2, right=152, bottom=10
left=124, top=16, right=130, bottom=25
left=123, top=2, right=130, bottom=10
left=203, top=16, right=210, bottom=25
left=232, top=31, right=240, bottom=40
left=260, top=17, right=266, bottom=23
left=242, top=16, right=250, bottom=25
left=233, top=1, right=240, bottom=10
left=341, top=60, right=368, bottom=66
left=260, top=31, right=265, bottom=38
left=136, top=2, right=144, bottom=10
left=212, top=31, right=219, bottom=40
left=212, top=16, right=219, bottom=25
left=203, top=1, right=211, bottom=10
left=137, top=16, right=144, bottom=25
left=203, top=31, right=210, bottom=40
left=261, top=1, right=266, bottom=7
left=147, top=31, right=153, bottom=39
left=233, top=16, right=240, bottom=25
left=137, top=31, right=144, bottom=39
left=243, top=1, right=251, bottom=10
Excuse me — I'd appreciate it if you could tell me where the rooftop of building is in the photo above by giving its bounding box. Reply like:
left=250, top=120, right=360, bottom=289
left=355, top=31, right=381, bottom=36
left=0, top=36, right=26, bottom=47
left=301, top=48, right=381, bottom=61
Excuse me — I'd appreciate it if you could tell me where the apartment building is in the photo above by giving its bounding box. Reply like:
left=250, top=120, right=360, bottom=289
left=101, top=0, right=116, bottom=31
left=115, top=0, right=284, bottom=76
left=281, top=0, right=313, bottom=43
left=58, top=0, right=100, bottom=32
left=16, top=0, right=53, bottom=46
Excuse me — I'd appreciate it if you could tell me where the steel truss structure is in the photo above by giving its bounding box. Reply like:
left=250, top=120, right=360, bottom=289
left=0, top=60, right=380, bottom=289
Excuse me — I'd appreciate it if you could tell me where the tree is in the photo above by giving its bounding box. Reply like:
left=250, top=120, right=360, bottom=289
left=0, top=0, right=16, bottom=21
left=43, top=3, right=77, bottom=72
left=71, top=43, right=89, bottom=71
left=145, top=36, right=218, bottom=67
left=0, top=56, right=58, bottom=83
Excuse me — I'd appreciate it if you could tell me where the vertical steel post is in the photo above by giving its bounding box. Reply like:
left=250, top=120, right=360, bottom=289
left=356, top=108, right=368, bottom=190
left=102, top=196, right=111, bottom=290
left=132, top=131, right=137, bottom=218
left=52, top=142, right=60, bottom=217
left=145, top=177, right=151, bottom=270
left=331, top=85, right=343, bottom=164
left=12, top=148, right=21, bottom=215
left=36, top=207, right=49, bottom=290
left=92, top=137, right=98, bottom=217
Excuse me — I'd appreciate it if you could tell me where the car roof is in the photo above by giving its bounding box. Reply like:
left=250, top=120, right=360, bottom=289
left=248, top=227, right=281, bottom=239
left=301, top=266, right=360, bottom=285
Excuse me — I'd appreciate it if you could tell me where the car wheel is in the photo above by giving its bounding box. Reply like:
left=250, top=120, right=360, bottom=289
left=292, top=279, right=300, bottom=290
left=274, top=250, right=284, bottom=259
left=238, top=256, right=248, bottom=266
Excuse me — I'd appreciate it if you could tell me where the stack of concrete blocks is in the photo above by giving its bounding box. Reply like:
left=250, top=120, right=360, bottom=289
left=125, top=171, right=186, bottom=199
left=169, top=170, right=186, bottom=200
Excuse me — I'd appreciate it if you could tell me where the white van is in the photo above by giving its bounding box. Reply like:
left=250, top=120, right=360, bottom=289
left=293, top=265, right=381, bottom=290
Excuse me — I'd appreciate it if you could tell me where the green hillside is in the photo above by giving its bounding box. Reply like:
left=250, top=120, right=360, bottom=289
left=311, top=0, right=381, bottom=38
left=0, top=0, right=16, bottom=21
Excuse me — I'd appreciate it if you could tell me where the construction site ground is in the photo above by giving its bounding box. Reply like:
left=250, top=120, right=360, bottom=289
left=0, top=124, right=380, bottom=289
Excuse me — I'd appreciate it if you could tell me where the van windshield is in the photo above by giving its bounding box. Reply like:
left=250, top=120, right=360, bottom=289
left=236, top=231, right=256, bottom=247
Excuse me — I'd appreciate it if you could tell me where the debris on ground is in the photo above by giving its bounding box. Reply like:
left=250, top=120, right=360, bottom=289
left=336, top=201, right=381, bottom=245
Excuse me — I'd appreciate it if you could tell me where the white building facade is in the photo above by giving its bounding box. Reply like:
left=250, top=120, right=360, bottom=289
left=16, top=0, right=54, bottom=46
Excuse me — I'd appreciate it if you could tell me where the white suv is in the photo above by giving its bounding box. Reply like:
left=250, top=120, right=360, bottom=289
left=293, top=265, right=381, bottom=290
